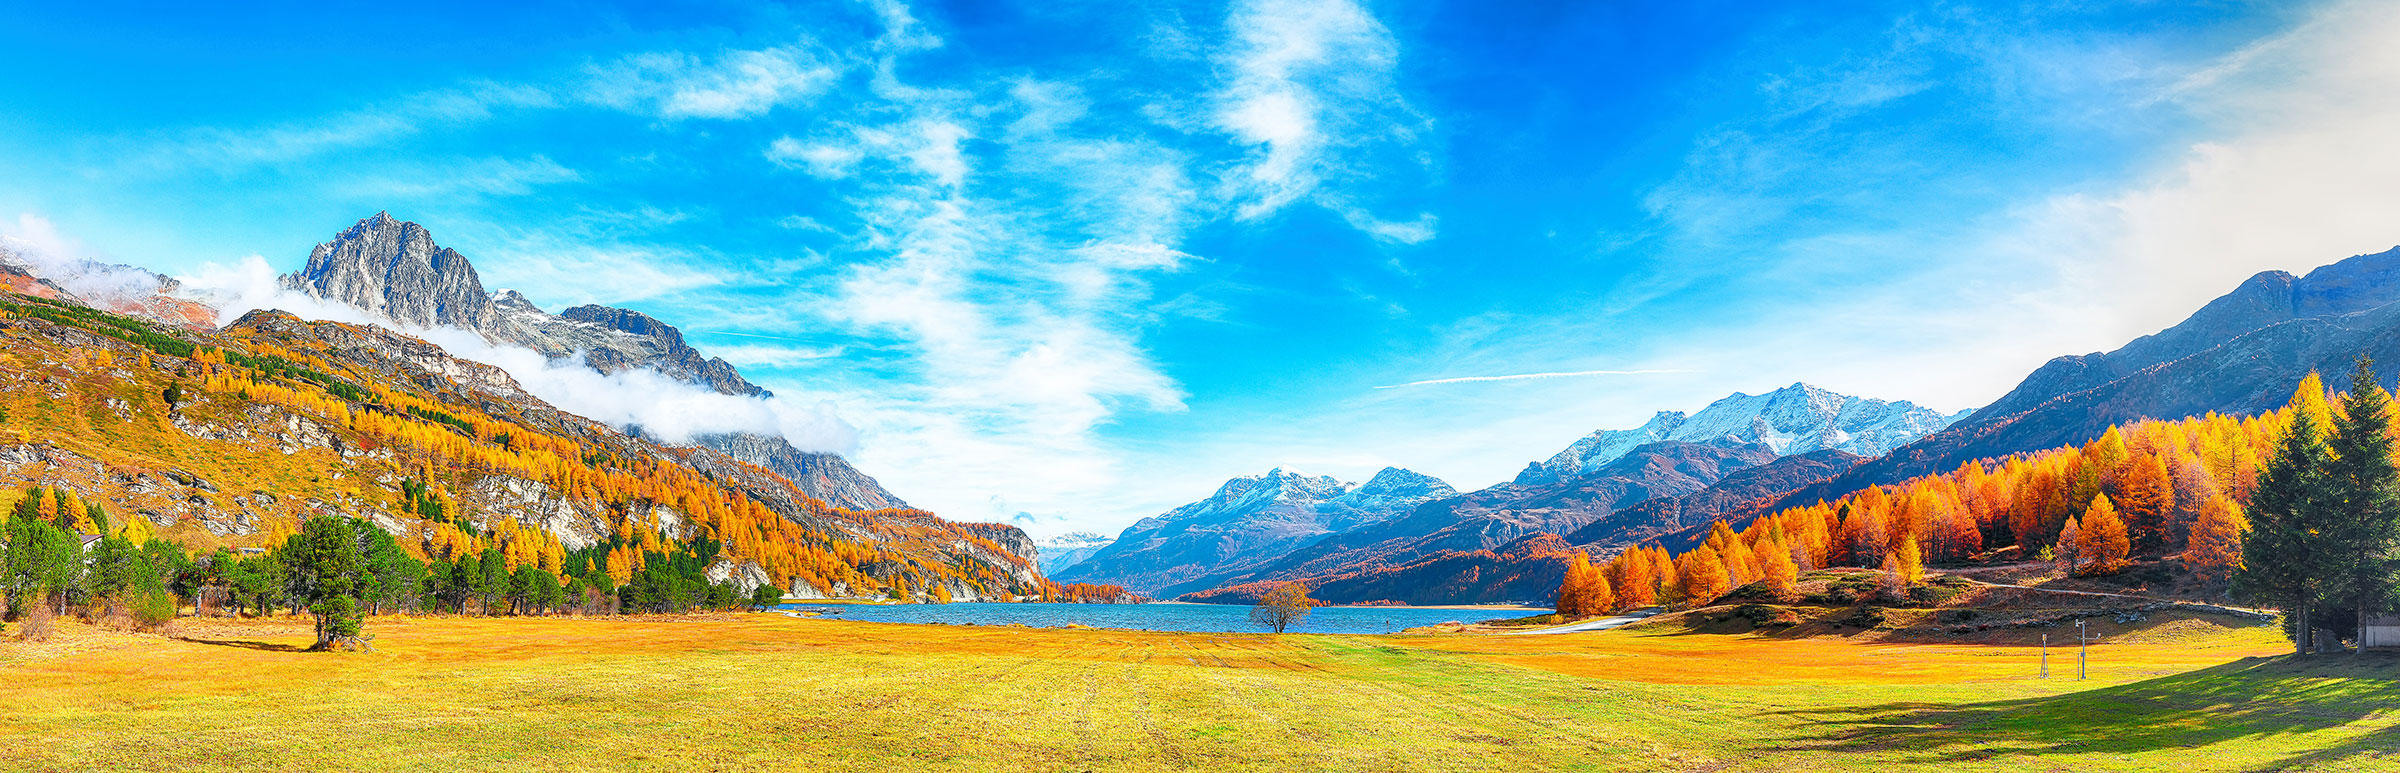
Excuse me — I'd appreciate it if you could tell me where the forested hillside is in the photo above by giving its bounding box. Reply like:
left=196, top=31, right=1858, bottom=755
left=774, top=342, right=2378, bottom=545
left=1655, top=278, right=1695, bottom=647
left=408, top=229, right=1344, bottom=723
left=0, top=289, right=1067, bottom=613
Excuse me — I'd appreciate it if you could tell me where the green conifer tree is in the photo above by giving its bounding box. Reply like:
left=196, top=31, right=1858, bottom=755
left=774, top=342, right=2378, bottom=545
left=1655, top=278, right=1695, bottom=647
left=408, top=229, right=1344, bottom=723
left=2325, top=356, right=2400, bottom=651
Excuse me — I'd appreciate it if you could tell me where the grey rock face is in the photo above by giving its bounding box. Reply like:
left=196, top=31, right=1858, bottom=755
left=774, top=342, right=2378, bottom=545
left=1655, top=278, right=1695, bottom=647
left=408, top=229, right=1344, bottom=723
left=275, top=213, right=909, bottom=512
left=696, top=432, right=908, bottom=511
left=283, top=212, right=504, bottom=333
left=557, top=304, right=761, bottom=397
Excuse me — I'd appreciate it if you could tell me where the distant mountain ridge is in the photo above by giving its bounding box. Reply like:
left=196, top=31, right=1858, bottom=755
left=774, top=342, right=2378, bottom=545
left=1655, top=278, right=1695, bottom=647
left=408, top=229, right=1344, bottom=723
left=1033, top=532, right=1115, bottom=574
left=1521, top=383, right=1962, bottom=484
left=1055, top=466, right=1458, bottom=596
left=279, top=213, right=907, bottom=511
left=1135, top=383, right=1954, bottom=604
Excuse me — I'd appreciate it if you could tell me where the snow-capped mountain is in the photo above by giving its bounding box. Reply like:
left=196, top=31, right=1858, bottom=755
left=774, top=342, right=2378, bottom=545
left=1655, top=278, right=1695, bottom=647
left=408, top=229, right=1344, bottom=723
left=1526, top=382, right=1964, bottom=482
left=1055, top=466, right=1457, bottom=595
left=1034, top=532, right=1116, bottom=574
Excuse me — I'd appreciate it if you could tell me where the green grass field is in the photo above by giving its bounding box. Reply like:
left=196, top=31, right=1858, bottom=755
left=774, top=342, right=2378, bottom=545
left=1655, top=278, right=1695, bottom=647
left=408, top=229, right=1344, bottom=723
left=0, top=613, right=2390, bottom=772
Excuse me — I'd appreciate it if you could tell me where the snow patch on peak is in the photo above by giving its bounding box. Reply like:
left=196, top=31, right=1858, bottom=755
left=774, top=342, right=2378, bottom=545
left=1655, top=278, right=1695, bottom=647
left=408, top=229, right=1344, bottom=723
left=1542, top=383, right=1962, bottom=477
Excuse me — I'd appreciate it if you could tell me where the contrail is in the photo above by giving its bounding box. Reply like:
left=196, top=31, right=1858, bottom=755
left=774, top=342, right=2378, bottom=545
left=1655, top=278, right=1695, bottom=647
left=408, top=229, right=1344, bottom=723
left=1374, top=368, right=1693, bottom=389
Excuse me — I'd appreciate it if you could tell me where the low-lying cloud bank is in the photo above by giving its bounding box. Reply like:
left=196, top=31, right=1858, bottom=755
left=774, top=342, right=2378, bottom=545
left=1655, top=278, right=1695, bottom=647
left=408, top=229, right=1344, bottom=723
left=179, top=254, right=859, bottom=453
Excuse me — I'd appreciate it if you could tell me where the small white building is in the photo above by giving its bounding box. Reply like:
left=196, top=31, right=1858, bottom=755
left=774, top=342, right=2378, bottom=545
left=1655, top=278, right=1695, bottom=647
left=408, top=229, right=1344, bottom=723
left=2365, top=614, right=2400, bottom=650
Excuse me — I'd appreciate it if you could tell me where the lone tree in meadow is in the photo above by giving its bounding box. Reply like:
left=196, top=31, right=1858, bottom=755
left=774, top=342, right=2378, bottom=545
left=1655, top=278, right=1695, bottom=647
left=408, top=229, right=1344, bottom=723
left=751, top=581, right=785, bottom=611
left=1250, top=582, right=1315, bottom=634
left=284, top=515, right=367, bottom=651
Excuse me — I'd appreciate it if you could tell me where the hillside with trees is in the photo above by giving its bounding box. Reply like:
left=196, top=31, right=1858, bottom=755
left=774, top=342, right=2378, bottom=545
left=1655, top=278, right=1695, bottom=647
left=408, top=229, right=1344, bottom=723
left=0, top=287, right=1125, bottom=639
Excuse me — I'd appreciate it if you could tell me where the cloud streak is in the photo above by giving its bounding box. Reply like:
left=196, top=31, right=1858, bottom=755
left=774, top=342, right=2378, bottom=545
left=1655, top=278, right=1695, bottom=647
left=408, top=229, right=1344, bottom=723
left=1373, top=369, right=1699, bottom=389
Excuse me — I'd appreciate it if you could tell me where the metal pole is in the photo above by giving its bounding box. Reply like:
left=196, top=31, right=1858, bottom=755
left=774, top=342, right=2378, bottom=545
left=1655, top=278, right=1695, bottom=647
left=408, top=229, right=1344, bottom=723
left=2041, top=633, right=2048, bottom=679
left=2078, top=619, right=2088, bottom=680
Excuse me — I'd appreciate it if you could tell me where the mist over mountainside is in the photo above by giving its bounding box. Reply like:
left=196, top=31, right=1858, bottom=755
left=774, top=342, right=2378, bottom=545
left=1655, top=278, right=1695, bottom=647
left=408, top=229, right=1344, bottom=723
left=1032, top=531, right=1115, bottom=574
left=0, top=286, right=1041, bottom=600
left=274, top=213, right=908, bottom=511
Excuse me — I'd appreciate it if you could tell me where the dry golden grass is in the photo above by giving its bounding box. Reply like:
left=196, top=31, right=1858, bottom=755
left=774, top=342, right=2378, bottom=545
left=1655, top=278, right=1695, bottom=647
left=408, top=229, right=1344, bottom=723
left=0, top=613, right=2390, bottom=772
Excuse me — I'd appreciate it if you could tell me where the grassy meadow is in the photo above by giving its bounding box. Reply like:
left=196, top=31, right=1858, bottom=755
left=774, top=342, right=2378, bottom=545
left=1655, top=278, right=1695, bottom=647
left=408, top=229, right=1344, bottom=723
left=0, top=613, right=2392, bottom=772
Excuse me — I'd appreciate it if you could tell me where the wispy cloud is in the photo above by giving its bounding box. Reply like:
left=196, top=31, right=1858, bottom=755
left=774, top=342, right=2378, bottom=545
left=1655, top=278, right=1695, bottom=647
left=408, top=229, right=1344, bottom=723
left=585, top=45, right=842, bottom=120
left=1210, top=0, right=1437, bottom=242
left=339, top=155, right=583, bottom=198
left=128, top=81, right=555, bottom=170
left=1374, top=369, right=1698, bottom=389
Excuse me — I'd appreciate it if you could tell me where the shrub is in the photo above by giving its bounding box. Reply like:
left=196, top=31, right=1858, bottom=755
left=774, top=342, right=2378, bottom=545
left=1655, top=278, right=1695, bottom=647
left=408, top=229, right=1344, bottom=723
left=19, top=602, right=53, bottom=642
left=130, top=586, right=176, bottom=631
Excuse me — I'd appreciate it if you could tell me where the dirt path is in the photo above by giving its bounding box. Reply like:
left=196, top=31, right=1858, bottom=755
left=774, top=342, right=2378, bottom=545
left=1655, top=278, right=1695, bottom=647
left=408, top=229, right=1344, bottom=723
left=1954, top=575, right=2275, bottom=619
left=1509, top=608, right=1663, bottom=635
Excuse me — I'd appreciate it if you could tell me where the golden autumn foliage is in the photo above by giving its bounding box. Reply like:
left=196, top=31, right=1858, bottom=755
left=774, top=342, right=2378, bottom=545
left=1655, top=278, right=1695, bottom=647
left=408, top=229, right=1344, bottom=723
left=2185, top=494, right=2246, bottom=584
left=0, top=295, right=1039, bottom=602
left=1675, top=547, right=1731, bottom=608
left=1554, top=553, right=1613, bottom=618
left=1571, top=375, right=2360, bottom=614
left=2078, top=495, right=2132, bottom=575
left=1889, top=535, right=1924, bottom=586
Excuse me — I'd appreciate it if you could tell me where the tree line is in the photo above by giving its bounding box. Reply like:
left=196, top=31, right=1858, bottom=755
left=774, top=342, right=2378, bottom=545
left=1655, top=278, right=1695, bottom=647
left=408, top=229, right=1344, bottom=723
left=1555, top=359, right=2400, bottom=655
left=3, top=501, right=787, bottom=649
left=2236, top=360, right=2400, bottom=653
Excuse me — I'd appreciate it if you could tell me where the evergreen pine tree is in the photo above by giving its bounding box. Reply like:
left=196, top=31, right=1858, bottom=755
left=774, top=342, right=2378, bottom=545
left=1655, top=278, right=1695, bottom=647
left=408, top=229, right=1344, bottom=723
left=2239, top=376, right=2342, bottom=654
left=2324, top=356, right=2400, bottom=651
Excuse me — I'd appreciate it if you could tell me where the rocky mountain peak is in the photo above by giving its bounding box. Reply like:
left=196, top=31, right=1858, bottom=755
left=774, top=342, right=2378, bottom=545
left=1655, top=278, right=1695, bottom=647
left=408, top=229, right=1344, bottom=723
left=270, top=213, right=898, bottom=511
left=1347, top=466, right=1456, bottom=500
left=1540, top=383, right=1960, bottom=478
left=490, top=288, right=542, bottom=313
left=282, top=213, right=501, bottom=334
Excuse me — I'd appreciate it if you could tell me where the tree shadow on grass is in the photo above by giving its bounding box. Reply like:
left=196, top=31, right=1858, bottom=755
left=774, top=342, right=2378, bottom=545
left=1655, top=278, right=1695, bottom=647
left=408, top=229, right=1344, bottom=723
left=1765, top=655, right=2400, bottom=770
left=178, top=637, right=309, bottom=653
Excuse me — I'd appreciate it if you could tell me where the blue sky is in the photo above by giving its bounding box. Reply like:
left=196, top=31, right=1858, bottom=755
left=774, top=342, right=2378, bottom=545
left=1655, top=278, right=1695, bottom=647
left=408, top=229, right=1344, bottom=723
left=4, top=0, right=2400, bottom=537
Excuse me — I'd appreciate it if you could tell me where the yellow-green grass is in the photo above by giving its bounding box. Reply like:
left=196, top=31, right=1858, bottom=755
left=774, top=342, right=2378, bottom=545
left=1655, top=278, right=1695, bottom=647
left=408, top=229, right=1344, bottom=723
left=0, top=614, right=2390, bottom=772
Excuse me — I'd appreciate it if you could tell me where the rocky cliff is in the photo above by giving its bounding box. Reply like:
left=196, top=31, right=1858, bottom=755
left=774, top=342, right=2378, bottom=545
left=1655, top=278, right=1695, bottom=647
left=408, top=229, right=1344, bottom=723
left=278, top=213, right=910, bottom=513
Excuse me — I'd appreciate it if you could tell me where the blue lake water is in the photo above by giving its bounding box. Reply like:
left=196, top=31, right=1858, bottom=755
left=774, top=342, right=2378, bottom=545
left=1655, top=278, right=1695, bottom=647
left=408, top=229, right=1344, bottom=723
left=776, top=601, right=1548, bottom=635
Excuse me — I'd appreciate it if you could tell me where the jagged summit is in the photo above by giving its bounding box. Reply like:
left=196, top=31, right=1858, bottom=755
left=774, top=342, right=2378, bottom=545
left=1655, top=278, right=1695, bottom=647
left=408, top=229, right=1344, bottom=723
left=284, top=213, right=500, bottom=333
left=275, top=213, right=903, bottom=510
left=1535, top=382, right=1962, bottom=480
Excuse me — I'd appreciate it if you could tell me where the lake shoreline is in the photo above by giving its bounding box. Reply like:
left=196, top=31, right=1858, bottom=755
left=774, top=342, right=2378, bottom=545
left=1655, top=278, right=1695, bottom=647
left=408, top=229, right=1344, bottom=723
left=778, top=600, right=1550, bottom=635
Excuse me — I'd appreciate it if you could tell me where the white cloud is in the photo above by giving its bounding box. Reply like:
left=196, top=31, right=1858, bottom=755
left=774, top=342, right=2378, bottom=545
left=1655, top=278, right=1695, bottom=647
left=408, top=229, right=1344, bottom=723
left=587, top=45, right=842, bottom=120
left=766, top=136, right=866, bottom=178
left=1210, top=0, right=1432, bottom=240
left=177, top=254, right=857, bottom=452
left=1999, top=0, right=2400, bottom=348
left=0, top=213, right=169, bottom=304
left=707, top=342, right=849, bottom=368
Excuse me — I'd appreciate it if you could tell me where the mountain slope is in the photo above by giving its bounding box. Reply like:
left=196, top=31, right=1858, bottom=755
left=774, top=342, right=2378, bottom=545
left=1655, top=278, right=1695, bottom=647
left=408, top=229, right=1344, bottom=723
left=0, top=290, right=1036, bottom=599
left=279, top=213, right=906, bottom=511
left=1056, top=467, right=1456, bottom=596
left=1784, top=244, right=2400, bottom=509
